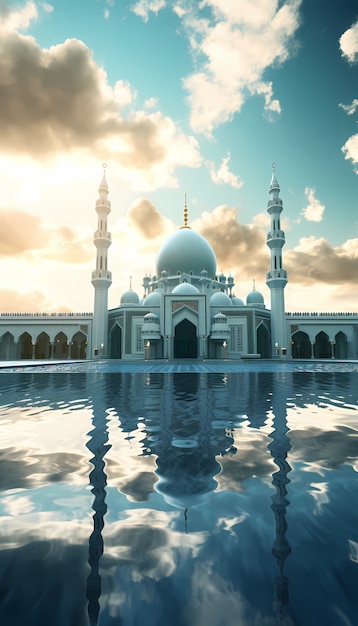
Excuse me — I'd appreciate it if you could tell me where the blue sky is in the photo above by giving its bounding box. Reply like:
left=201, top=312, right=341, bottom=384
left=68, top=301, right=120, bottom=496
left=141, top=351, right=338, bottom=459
left=0, top=0, right=357, bottom=312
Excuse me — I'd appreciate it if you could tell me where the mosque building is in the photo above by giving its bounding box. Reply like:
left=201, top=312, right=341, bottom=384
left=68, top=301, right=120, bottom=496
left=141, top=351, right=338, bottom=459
left=0, top=168, right=357, bottom=361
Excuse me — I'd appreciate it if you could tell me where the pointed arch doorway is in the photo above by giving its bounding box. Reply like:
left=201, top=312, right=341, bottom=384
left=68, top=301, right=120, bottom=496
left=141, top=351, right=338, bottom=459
left=174, top=319, right=197, bottom=358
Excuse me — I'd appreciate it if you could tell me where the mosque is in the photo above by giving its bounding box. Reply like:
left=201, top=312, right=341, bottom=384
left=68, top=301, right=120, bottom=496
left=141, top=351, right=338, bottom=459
left=0, top=167, right=357, bottom=361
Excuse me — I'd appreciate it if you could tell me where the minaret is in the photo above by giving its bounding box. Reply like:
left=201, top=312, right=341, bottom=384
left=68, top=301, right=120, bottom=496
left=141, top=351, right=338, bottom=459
left=266, top=165, right=289, bottom=357
left=91, top=165, right=112, bottom=357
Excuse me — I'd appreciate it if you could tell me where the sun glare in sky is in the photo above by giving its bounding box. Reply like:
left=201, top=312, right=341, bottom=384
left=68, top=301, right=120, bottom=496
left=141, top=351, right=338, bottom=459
left=0, top=0, right=357, bottom=313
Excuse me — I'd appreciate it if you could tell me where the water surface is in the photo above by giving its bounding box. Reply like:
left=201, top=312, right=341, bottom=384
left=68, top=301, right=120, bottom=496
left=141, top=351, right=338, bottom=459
left=0, top=370, right=357, bottom=626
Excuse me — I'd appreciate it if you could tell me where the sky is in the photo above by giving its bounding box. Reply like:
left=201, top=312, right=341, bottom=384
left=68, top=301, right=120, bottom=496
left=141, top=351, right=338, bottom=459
left=0, top=0, right=357, bottom=313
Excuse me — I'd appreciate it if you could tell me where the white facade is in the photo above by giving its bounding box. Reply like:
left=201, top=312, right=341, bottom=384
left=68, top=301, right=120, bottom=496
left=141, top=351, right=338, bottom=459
left=0, top=169, right=357, bottom=362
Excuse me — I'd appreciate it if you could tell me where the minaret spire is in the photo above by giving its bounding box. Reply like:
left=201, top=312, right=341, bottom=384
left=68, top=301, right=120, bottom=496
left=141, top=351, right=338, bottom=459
left=265, top=165, right=289, bottom=357
left=91, top=164, right=112, bottom=358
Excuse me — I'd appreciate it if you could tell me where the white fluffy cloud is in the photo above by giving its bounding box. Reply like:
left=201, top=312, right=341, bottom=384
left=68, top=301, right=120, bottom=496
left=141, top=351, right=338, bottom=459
left=181, top=0, right=302, bottom=134
left=0, top=3, right=201, bottom=191
left=205, top=153, right=243, bottom=189
left=131, top=0, right=166, bottom=22
left=341, top=133, right=358, bottom=173
left=302, top=187, right=325, bottom=222
left=339, top=19, right=358, bottom=64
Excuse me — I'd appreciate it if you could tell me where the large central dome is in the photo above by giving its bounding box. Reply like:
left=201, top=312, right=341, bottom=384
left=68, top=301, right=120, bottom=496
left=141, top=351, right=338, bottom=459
left=156, top=227, right=217, bottom=277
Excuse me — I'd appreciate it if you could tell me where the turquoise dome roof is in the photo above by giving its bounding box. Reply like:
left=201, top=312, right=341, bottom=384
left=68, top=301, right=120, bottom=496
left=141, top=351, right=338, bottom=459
left=156, top=228, right=217, bottom=277
left=210, top=291, right=232, bottom=307
left=246, top=290, right=265, bottom=306
left=143, top=290, right=161, bottom=306
left=172, top=282, right=199, bottom=295
left=231, top=296, right=244, bottom=305
left=120, top=289, right=140, bottom=305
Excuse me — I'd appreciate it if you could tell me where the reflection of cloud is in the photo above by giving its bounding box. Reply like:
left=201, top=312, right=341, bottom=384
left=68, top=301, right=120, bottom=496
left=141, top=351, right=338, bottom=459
left=216, top=436, right=274, bottom=492
left=290, top=426, right=358, bottom=471
left=117, top=470, right=158, bottom=502
left=3, top=495, right=34, bottom=516
left=0, top=448, right=88, bottom=491
left=104, top=509, right=207, bottom=581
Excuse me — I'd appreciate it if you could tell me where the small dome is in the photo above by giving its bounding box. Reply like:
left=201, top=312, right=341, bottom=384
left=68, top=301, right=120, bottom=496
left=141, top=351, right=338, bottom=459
left=156, top=228, right=217, bottom=277
left=213, top=312, right=228, bottom=322
left=143, top=290, right=162, bottom=306
left=143, top=311, right=158, bottom=321
left=210, top=291, right=233, bottom=307
left=232, top=296, right=244, bottom=306
left=172, top=282, right=199, bottom=295
left=120, top=289, right=140, bottom=305
left=246, top=290, right=265, bottom=306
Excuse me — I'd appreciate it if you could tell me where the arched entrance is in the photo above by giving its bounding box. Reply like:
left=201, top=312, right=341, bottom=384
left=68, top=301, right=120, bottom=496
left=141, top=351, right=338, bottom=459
left=335, top=331, right=347, bottom=359
left=257, top=323, right=270, bottom=358
left=174, top=319, right=197, bottom=358
left=291, top=331, right=310, bottom=358
left=20, top=332, right=33, bottom=359
left=110, top=324, right=122, bottom=358
left=71, top=331, right=87, bottom=359
left=316, top=331, right=330, bottom=358
left=35, top=332, right=50, bottom=359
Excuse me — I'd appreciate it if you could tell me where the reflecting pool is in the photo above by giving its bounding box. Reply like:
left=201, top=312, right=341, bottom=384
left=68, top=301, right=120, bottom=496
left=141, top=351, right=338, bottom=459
left=0, top=369, right=358, bottom=626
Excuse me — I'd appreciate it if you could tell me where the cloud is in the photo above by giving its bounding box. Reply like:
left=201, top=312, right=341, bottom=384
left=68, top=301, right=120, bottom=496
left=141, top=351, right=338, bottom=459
left=127, top=197, right=167, bottom=239
left=0, top=288, right=52, bottom=313
left=0, top=0, right=38, bottom=32
left=285, top=236, right=358, bottom=285
left=131, top=0, right=166, bottom=22
left=0, top=20, right=201, bottom=190
left=339, top=19, right=358, bottom=64
left=341, top=133, right=358, bottom=173
left=339, top=99, right=358, bottom=116
left=193, top=205, right=268, bottom=276
left=205, top=153, right=243, bottom=189
left=302, top=187, right=325, bottom=222
left=180, top=0, right=302, bottom=134
left=0, top=208, right=92, bottom=262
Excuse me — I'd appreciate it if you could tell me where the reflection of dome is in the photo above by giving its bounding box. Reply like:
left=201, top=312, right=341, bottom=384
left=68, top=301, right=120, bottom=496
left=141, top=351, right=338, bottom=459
left=232, top=296, right=244, bottom=305
left=172, top=282, right=199, bottom=295
left=210, top=291, right=232, bottom=307
left=143, top=290, right=162, bottom=306
left=246, top=290, right=265, bottom=307
left=120, top=289, right=140, bottom=305
left=156, top=228, right=217, bottom=277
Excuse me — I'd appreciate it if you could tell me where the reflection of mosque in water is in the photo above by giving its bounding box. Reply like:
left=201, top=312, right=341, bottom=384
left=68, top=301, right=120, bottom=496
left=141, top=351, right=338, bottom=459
left=85, top=370, right=330, bottom=624
left=4, top=370, right=356, bottom=625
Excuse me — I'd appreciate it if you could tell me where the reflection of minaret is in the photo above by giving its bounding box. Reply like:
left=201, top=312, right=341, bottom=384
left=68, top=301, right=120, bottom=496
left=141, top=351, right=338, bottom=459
left=268, top=373, right=292, bottom=619
left=86, top=380, right=112, bottom=626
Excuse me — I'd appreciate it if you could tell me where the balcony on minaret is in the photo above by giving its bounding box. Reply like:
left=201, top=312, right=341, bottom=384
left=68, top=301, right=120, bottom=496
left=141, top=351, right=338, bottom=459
left=94, top=229, right=112, bottom=241
left=91, top=269, right=112, bottom=282
left=266, top=269, right=287, bottom=281
left=96, top=198, right=111, bottom=212
left=267, top=230, right=285, bottom=240
left=267, top=198, right=282, bottom=207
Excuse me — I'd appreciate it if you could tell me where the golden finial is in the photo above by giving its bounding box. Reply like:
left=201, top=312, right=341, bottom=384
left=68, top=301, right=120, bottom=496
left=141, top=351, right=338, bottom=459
left=129, top=275, right=132, bottom=290
left=180, top=193, right=191, bottom=229
left=184, top=193, right=188, bottom=227
left=253, top=278, right=256, bottom=290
